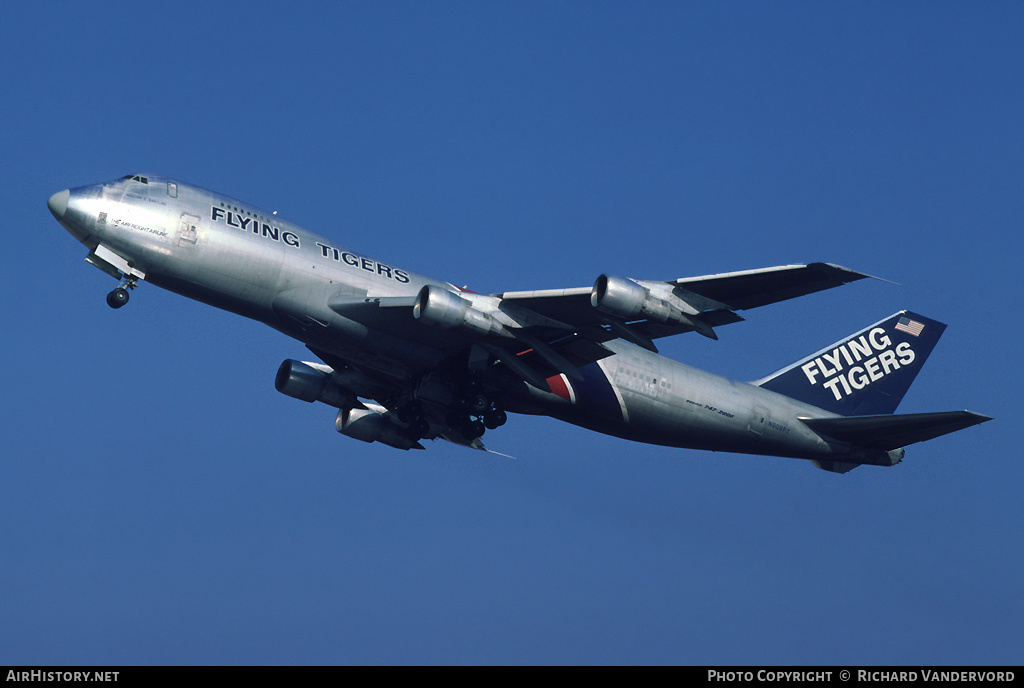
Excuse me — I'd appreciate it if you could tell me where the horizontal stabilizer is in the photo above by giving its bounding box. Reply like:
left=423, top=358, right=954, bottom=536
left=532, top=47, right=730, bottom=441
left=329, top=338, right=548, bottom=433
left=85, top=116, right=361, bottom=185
left=800, top=411, right=991, bottom=451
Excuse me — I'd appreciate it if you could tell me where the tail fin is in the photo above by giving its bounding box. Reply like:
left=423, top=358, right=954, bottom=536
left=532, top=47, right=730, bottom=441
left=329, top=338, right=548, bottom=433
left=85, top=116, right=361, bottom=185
left=754, top=311, right=945, bottom=416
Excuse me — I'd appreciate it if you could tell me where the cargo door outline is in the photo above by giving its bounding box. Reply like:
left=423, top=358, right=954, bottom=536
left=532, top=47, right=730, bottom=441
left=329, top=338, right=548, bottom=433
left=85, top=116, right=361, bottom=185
left=748, top=403, right=771, bottom=438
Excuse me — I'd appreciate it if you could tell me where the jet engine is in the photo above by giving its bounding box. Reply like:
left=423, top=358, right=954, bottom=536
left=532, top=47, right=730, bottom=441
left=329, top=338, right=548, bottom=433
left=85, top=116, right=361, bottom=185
left=591, top=274, right=716, bottom=338
left=591, top=274, right=649, bottom=319
left=336, top=407, right=422, bottom=450
left=413, top=285, right=509, bottom=337
left=275, top=359, right=355, bottom=408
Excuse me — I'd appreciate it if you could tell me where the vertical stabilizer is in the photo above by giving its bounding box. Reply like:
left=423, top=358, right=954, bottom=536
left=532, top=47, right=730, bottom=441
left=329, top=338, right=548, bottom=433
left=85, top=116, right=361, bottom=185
left=753, top=311, right=946, bottom=416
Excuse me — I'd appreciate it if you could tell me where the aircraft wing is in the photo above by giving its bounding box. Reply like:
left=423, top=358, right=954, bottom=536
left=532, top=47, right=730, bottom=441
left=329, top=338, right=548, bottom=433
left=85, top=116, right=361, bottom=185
left=500, top=263, right=871, bottom=319
left=317, top=262, right=873, bottom=392
left=497, top=262, right=873, bottom=349
left=669, top=262, right=875, bottom=310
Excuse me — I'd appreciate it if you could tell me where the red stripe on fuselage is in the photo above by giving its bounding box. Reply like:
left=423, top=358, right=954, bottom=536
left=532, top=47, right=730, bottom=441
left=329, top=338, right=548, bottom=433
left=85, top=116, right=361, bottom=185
left=546, top=374, right=573, bottom=402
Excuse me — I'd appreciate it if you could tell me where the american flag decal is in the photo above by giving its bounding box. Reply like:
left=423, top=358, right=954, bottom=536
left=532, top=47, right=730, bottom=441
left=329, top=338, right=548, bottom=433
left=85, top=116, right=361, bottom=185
left=895, top=317, right=924, bottom=337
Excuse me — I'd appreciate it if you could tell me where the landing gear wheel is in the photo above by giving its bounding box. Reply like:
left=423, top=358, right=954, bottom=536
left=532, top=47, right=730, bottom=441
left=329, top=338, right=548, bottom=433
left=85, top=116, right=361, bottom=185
left=461, top=418, right=486, bottom=440
left=106, top=287, right=129, bottom=309
left=464, top=393, right=489, bottom=414
left=483, top=408, right=507, bottom=430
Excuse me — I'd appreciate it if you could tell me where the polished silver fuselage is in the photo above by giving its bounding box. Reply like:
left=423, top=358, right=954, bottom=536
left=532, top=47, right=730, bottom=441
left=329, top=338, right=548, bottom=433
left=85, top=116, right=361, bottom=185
left=51, top=175, right=882, bottom=464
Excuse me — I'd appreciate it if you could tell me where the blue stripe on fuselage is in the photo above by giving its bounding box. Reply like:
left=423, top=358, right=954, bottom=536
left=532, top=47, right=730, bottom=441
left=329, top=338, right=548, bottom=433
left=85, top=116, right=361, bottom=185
left=569, top=361, right=626, bottom=423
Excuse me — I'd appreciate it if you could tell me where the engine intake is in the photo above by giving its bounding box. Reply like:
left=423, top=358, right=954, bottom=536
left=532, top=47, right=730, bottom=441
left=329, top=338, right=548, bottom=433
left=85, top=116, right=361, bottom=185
left=591, top=274, right=647, bottom=319
left=591, top=274, right=716, bottom=338
left=413, top=285, right=509, bottom=337
left=275, top=359, right=327, bottom=402
left=275, top=360, right=355, bottom=408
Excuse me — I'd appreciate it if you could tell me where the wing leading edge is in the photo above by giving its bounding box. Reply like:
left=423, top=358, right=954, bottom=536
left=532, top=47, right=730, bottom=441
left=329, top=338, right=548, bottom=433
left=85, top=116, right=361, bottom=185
left=498, top=262, right=875, bottom=345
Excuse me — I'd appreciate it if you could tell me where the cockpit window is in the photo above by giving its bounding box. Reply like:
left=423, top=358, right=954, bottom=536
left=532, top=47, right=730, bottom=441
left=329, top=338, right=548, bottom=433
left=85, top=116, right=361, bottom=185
left=121, top=175, right=149, bottom=184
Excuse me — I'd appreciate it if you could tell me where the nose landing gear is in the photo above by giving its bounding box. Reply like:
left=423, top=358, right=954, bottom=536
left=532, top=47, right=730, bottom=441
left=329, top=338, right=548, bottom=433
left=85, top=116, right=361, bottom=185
left=106, top=287, right=129, bottom=308
left=106, top=275, right=139, bottom=309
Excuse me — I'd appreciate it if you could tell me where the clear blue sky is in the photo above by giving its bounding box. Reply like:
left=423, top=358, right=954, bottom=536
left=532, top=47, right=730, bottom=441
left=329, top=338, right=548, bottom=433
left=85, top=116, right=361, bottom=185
left=2, top=2, right=1020, bottom=665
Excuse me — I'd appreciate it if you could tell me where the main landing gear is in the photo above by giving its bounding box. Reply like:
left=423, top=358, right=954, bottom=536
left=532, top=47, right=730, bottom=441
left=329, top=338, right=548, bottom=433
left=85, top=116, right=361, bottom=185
left=398, top=390, right=509, bottom=443
left=106, top=275, right=139, bottom=309
left=447, top=403, right=508, bottom=441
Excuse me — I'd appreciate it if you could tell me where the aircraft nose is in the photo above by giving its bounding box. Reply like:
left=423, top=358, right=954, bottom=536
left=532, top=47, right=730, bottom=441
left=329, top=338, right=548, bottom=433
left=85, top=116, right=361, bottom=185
left=48, top=189, right=70, bottom=220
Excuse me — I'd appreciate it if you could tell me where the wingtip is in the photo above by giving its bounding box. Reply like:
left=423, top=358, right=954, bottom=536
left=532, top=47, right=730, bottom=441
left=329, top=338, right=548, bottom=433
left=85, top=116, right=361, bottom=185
left=816, top=262, right=900, bottom=286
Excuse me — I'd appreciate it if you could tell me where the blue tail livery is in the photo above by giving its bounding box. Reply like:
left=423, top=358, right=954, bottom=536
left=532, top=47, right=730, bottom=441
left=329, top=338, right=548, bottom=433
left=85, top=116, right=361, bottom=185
left=754, top=311, right=946, bottom=416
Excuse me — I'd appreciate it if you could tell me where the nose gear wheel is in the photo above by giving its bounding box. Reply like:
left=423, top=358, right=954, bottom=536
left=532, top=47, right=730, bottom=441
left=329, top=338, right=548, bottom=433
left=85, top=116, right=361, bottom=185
left=106, top=275, right=139, bottom=309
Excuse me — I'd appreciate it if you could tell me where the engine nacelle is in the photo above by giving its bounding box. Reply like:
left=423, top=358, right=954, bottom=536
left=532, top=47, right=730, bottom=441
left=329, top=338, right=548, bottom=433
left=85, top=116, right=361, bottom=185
left=591, top=274, right=706, bottom=333
left=413, top=285, right=508, bottom=337
left=275, top=359, right=327, bottom=402
left=275, top=360, right=355, bottom=408
left=591, top=274, right=648, bottom=319
left=336, top=407, right=421, bottom=450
